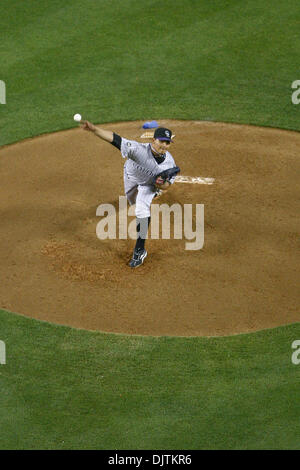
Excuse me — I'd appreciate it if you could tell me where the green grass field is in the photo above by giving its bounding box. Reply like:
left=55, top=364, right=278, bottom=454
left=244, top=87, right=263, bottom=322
left=0, top=0, right=300, bottom=450
left=1, top=310, right=299, bottom=450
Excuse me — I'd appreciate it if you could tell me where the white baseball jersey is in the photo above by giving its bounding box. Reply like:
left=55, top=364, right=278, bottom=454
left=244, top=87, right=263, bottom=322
left=119, top=137, right=177, bottom=218
left=121, top=137, right=176, bottom=184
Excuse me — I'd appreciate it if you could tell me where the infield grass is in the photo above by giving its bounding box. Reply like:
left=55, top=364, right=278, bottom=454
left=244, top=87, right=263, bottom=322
left=0, top=0, right=300, bottom=450
left=1, top=0, right=300, bottom=146
left=0, top=310, right=299, bottom=450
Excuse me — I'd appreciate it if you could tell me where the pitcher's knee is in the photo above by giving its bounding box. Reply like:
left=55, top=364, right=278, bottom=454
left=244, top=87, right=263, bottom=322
left=135, top=206, right=151, bottom=219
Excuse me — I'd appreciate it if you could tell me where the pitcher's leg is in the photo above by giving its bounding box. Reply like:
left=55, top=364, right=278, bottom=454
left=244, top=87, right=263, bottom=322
left=129, top=186, right=155, bottom=268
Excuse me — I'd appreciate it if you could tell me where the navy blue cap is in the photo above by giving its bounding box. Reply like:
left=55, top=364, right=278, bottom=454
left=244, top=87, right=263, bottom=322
left=154, top=127, right=173, bottom=142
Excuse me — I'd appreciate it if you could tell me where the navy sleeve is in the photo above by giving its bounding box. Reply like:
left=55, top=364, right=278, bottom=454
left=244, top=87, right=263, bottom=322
left=111, top=133, right=122, bottom=150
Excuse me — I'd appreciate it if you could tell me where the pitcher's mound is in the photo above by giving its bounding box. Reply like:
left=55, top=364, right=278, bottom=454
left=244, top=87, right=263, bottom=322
left=0, top=120, right=299, bottom=336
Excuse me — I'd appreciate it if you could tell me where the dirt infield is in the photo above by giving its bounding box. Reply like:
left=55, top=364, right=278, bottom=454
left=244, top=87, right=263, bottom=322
left=0, top=120, right=299, bottom=336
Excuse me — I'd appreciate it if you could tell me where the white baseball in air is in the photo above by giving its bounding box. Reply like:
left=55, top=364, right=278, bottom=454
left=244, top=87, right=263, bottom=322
left=73, top=113, right=82, bottom=122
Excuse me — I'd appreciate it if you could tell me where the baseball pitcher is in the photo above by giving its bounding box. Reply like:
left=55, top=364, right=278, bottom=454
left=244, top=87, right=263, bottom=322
left=80, top=121, right=180, bottom=268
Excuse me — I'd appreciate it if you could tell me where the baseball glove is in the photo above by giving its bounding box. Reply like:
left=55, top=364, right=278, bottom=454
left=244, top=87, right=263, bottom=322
left=152, top=166, right=180, bottom=189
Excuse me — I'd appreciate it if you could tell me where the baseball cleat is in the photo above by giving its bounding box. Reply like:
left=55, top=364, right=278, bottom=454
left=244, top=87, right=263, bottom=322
left=154, top=189, right=163, bottom=199
left=129, top=249, right=147, bottom=268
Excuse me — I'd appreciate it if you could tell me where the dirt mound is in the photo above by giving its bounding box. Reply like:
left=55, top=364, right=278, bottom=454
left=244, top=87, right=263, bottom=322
left=0, top=120, right=299, bottom=336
